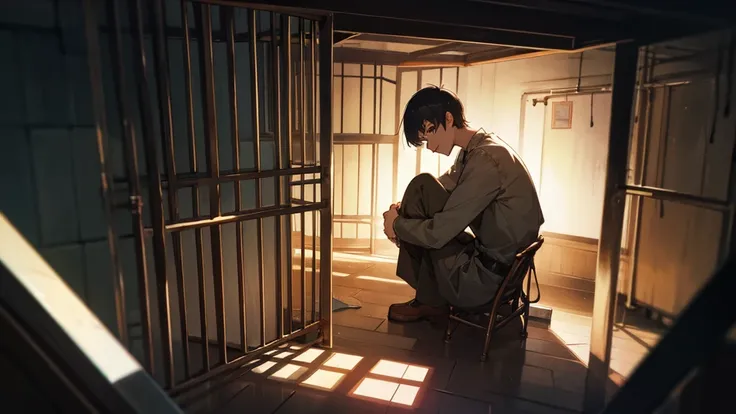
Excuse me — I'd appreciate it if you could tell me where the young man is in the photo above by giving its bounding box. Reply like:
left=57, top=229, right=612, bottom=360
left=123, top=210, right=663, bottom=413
left=382, top=86, right=544, bottom=322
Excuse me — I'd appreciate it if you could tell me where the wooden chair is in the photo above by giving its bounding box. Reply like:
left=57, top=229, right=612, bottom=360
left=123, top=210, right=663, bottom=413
left=444, top=236, right=544, bottom=361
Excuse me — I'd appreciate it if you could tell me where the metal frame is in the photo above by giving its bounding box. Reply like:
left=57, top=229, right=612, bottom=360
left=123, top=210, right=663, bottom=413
left=584, top=41, right=639, bottom=413
left=331, top=63, right=398, bottom=254
left=96, top=0, right=333, bottom=394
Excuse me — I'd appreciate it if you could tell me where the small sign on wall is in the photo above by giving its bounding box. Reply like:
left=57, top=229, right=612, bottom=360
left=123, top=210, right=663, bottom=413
left=551, top=101, right=573, bottom=129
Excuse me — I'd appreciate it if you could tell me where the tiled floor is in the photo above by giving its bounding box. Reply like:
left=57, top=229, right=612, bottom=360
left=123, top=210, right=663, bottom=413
left=177, top=250, right=664, bottom=413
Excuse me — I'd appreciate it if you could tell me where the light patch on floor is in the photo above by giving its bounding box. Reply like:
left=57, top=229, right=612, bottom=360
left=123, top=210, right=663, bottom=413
left=301, top=369, right=345, bottom=391
left=322, top=352, right=363, bottom=371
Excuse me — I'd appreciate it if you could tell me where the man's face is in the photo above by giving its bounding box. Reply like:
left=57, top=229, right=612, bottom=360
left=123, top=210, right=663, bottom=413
left=419, top=113, right=454, bottom=156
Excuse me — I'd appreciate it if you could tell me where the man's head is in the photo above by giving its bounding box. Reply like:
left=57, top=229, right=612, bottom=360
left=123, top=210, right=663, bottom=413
left=402, top=86, right=469, bottom=156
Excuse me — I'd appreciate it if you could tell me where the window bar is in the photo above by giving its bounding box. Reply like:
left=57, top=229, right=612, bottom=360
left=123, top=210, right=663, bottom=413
left=81, top=0, right=128, bottom=344
left=271, top=12, right=285, bottom=339
left=151, top=0, right=189, bottom=380
left=379, top=66, right=383, bottom=134
left=357, top=145, right=362, bottom=241
left=222, top=5, right=247, bottom=354
left=392, top=67, right=400, bottom=208
left=181, top=0, right=209, bottom=372
left=280, top=14, right=294, bottom=335
left=310, top=20, right=318, bottom=324
left=195, top=3, right=227, bottom=364
left=248, top=9, right=267, bottom=348
left=359, top=65, right=363, bottom=133
left=341, top=63, right=345, bottom=134
left=129, top=0, right=174, bottom=387
left=299, top=18, right=307, bottom=328
left=318, top=16, right=334, bottom=348
left=373, top=64, right=377, bottom=135
left=370, top=143, right=378, bottom=254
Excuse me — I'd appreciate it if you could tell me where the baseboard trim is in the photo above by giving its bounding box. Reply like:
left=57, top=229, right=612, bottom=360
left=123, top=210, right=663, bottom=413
left=537, top=270, right=596, bottom=293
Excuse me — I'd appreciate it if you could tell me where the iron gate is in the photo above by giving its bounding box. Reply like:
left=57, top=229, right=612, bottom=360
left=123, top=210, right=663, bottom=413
left=85, top=0, right=333, bottom=393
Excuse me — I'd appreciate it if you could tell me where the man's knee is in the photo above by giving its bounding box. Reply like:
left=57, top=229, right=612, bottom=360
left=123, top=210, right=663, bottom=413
left=408, top=173, right=441, bottom=190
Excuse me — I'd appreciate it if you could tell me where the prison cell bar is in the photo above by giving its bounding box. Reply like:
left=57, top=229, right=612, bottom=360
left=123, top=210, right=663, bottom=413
left=270, top=12, right=285, bottom=340
left=222, top=5, right=248, bottom=355
left=310, top=20, right=318, bottom=324
left=130, top=0, right=176, bottom=387
left=173, top=165, right=321, bottom=186
left=584, top=41, right=639, bottom=413
left=181, top=0, right=210, bottom=374
left=280, top=14, right=294, bottom=335
left=299, top=18, right=308, bottom=329
left=151, top=0, right=191, bottom=380
left=319, top=15, right=334, bottom=348
left=106, top=0, right=154, bottom=376
left=248, top=9, right=268, bottom=349
left=194, top=3, right=228, bottom=366
left=80, top=0, right=129, bottom=345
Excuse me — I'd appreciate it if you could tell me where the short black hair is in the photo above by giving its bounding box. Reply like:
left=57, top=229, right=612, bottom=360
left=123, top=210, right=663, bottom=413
left=401, top=86, right=469, bottom=148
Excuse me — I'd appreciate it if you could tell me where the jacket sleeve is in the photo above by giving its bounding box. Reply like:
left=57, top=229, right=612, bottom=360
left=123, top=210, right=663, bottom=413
left=393, top=150, right=502, bottom=249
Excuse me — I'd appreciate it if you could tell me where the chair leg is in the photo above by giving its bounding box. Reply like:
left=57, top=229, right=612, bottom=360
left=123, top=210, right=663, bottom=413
left=445, top=310, right=458, bottom=343
left=482, top=309, right=499, bottom=362
left=521, top=272, right=533, bottom=339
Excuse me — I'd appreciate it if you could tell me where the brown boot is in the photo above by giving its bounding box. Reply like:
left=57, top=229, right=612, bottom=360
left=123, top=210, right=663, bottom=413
left=388, top=299, right=448, bottom=323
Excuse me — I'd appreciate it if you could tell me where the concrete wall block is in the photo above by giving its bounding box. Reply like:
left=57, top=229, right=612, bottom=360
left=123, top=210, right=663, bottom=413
left=30, top=128, right=81, bottom=245
left=0, top=128, right=40, bottom=246
left=0, top=31, right=26, bottom=125
left=0, top=0, right=55, bottom=28
left=21, top=32, right=74, bottom=125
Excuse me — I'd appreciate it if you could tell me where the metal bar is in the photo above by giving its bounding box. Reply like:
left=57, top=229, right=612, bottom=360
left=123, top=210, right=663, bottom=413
left=622, top=184, right=730, bottom=212
left=151, top=0, right=189, bottom=379
left=130, top=0, right=175, bottom=387
left=222, top=5, right=247, bottom=354
left=370, top=143, right=378, bottom=254
left=169, top=321, right=322, bottom=397
left=195, top=3, right=227, bottom=364
left=392, top=67, right=399, bottom=205
left=359, top=65, right=363, bottom=133
left=340, top=63, right=344, bottom=134
left=173, top=165, right=321, bottom=186
left=584, top=41, right=639, bottom=413
left=107, top=0, right=154, bottom=377
left=318, top=15, right=334, bottom=349
left=290, top=178, right=321, bottom=186
left=310, top=20, right=318, bottom=324
left=81, top=0, right=128, bottom=344
left=601, top=255, right=736, bottom=414
left=281, top=14, right=293, bottom=335
left=247, top=9, right=267, bottom=347
left=181, top=0, right=209, bottom=373
left=373, top=64, right=377, bottom=134
left=271, top=12, right=285, bottom=339
left=299, top=18, right=307, bottom=328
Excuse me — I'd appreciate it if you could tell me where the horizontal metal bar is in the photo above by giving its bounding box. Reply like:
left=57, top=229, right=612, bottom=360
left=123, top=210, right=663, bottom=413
left=621, top=184, right=731, bottom=212
left=165, top=202, right=327, bottom=232
left=289, top=178, right=321, bottom=186
left=172, top=166, right=321, bottom=187
left=334, top=134, right=397, bottom=144
left=334, top=74, right=397, bottom=85
left=168, top=321, right=322, bottom=397
left=192, top=0, right=326, bottom=20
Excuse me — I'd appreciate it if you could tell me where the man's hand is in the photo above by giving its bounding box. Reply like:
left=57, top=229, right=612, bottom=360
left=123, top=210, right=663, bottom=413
left=383, top=204, right=400, bottom=246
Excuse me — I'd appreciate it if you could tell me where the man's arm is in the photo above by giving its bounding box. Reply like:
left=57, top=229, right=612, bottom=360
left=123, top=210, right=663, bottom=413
left=393, top=151, right=501, bottom=249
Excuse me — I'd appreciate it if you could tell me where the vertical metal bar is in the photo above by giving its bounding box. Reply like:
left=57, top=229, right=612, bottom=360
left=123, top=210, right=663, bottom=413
left=129, top=0, right=175, bottom=387
left=341, top=63, right=345, bottom=134
left=584, top=41, right=639, bottom=413
left=310, top=20, right=318, bottom=324
left=357, top=146, right=362, bottom=239
left=248, top=9, right=267, bottom=347
left=280, top=14, right=293, bottom=334
left=181, top=0, right=209, bottom=372
left=379, top=65, right=383, bottom=134
left=370, top=143, right=377, bottom=254
left=222, top=5, right=247, bottom=354
left=359, top=65, right=363, bottom=133
left=270, top=12, right=285, bottom=339
left=81, top=0, right=128, bottom=344
left=108, top=0, right=153, bottom=375
left=299, top=19, right=307, bottom=327
left=373, top=64, right=377, bottom=135
left=392, top=67, right=399, bottom=205
left=318, top=15, right=334, bottom=349
left=415, top=70, right=422, bottom=176
left=151, top=0, right=189, bottom=379
left=194, top=3, right=227, bottom=364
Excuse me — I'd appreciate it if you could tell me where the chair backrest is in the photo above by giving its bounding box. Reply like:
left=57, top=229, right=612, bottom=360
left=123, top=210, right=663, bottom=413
left=498, top=235, right=545, bottom=299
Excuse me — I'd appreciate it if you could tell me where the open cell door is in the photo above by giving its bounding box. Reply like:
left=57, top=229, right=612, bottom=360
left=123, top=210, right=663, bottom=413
left=87, top=0, right=334, bottom=395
